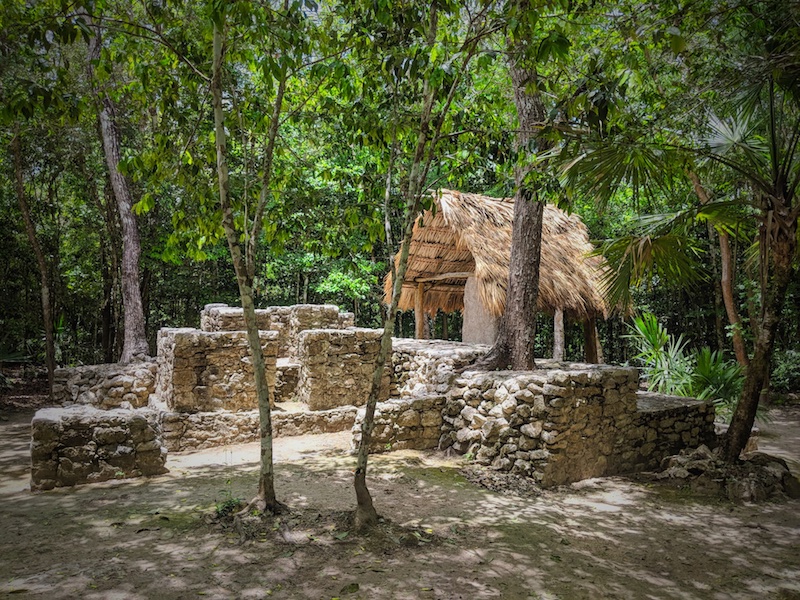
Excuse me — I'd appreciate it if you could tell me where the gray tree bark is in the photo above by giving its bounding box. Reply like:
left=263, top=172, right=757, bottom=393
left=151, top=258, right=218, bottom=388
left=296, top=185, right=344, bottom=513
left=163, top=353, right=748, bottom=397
left=87, top=26, right=149, bottom=363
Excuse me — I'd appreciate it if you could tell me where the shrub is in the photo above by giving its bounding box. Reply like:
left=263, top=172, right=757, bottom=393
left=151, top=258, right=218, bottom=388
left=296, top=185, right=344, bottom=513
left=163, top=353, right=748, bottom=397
left=772, top=350, right=800, bottom=394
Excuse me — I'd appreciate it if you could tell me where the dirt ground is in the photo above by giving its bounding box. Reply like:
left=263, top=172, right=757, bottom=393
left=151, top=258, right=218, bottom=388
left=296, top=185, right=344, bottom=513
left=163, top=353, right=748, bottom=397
left=1, top=401, right=799, bottom=600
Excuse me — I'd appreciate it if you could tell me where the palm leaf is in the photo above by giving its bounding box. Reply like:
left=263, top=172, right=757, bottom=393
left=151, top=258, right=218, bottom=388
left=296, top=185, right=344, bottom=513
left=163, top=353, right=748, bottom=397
left=596, top=231, right=706, bottom=312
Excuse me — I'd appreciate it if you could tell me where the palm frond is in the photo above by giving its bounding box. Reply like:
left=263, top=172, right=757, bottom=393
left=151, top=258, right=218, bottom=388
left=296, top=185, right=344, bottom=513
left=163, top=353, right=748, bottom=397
left=558, top=137, right=680, bottom=209
left=597, top=231, right=706, bottom=312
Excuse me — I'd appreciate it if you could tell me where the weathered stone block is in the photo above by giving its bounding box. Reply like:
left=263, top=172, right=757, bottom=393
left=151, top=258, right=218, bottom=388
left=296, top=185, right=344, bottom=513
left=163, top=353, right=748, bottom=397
left=31, top=407, right=167, bottom=491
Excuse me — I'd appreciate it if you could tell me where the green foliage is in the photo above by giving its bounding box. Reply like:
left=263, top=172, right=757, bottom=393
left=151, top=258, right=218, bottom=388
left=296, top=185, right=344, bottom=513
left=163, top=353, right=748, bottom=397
left=772, top=350, right=800, bottom=394
left=627, top=312, right=743, bottom=413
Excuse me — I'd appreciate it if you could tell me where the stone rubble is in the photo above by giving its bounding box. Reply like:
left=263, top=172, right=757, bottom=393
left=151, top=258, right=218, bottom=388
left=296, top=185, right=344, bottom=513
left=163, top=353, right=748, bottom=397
left=654, top=445, right=800, bottom=502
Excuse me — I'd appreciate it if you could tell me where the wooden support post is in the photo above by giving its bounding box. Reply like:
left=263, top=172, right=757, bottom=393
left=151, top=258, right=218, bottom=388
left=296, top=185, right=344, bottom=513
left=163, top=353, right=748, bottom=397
left=414, top=282, right=426, bottom=339
left=584, top=317, right=599, bottom=364
left=441, top=312, right=448, bottom=341
left=553, top=308, right=565, bottom=361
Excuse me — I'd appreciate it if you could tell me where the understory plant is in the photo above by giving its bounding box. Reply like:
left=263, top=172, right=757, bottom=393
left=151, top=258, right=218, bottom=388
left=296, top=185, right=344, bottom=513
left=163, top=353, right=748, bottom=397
left=771, top=350, right=800, bottom=396
left=627, top=312, right=744, bottom=418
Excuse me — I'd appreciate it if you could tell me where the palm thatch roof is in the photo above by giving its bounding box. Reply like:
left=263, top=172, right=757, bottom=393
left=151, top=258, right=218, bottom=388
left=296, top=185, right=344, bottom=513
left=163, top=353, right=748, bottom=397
left=384, top=189, right=608, bottom=321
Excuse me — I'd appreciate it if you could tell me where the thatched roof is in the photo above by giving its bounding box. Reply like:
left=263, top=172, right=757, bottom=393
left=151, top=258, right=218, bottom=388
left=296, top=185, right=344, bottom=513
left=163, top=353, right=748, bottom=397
left=384, top=189, right=608, bottom=321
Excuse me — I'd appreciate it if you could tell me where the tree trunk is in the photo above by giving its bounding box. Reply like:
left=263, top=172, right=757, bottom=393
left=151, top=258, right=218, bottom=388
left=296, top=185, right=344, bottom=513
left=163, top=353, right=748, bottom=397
left=12, top=133, right=55, bottom=397
left=475, top=56, right=546, bottom=371
left=354, top=220, right=416, bottom=530
left=414, top=283, right=426, bottom=339
left=706, top=222, right=726, bottom=352
left=688, top=171, right=749, bottom=366
left=553, top=308, right=565, bottom=361
left=87, top=26, right=149, bottom=363
left=583, top=317, right=599, bottom=364
left=721, top=208, right=796, bottom=461
left=211, top=20, right=282, bottom=514
left=352, top=1, right=490, bottom=528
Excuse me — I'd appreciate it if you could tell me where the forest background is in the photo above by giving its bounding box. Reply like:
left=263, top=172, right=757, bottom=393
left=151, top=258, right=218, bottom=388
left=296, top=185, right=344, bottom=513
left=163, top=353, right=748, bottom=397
left=1, top=0, right=798, bottom=401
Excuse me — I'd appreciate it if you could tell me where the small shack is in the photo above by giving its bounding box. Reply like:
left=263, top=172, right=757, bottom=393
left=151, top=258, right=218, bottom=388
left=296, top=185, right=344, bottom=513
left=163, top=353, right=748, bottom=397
left=384, top=189, right=608, bottom=362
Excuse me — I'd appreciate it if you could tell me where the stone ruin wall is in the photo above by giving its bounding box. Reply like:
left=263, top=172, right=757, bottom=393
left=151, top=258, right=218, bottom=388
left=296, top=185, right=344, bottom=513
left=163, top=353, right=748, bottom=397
left=627, top=392, right=717, bottom=473
left=390, top=339, right=488, bottom=397
left=352, top=395, right=446, bottom=453
left=200, top=303, right=354, bottom=358
left=161, top=406, right=357, bottom=452
left=440, top=365, right=715, bottom=487
left=52, top=362, right=157, bottom=409
left=294, top=328, right=390, bottom=411
left=33, top=311, right=719, bottom=492
left=154, top=328, right=278, bottom=413
left=31, top=407, right=167, bottom=491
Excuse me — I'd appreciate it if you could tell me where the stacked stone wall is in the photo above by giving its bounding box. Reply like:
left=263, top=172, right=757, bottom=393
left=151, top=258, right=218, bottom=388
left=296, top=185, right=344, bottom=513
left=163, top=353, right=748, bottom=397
left=199, top=303, right=354, bottom=358
left=440, top=364, right=716, bottom=487
left=295, top=328, right=390, bottom=410
left=352, top=395, right=446, bottom=453
left=155, top=328, right=278, bottom=413
left=390, top=339, right=488, bottom=397
left=275, top=359, right=300, bottom=403
left=52, top=362, right=157, bottom=409
left=200, top=303, right=272, bottom=333
left=31, top=407, right=167, bottom=491
left=160, top=406, right=356, bottom=451
left=621, top=392, right=716, bottom=472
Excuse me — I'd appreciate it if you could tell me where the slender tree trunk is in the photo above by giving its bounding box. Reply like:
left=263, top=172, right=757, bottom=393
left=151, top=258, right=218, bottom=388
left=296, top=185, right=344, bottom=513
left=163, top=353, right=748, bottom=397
left=706, top=223, right=726, bottom=352
left=352, top=1, right=491, bottom=529
left=721, top=207, right=796, bottom=461
left=553, top=308, right=565, bottom=361
left=354, top=214, right=416, bottom=530
left=211, top=20, right=281, bottom=514
left=475, top=55, right=546, bottom=371
left=688, top=171, right=749, bottom=366
left=12, top=133, right=55, bottom=396
left=87, top=26, right=149, bottom=362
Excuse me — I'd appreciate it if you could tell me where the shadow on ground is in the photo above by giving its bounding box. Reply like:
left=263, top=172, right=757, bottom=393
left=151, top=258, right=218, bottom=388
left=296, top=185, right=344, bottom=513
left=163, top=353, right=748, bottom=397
left=1, top=407, right=799, bottom=600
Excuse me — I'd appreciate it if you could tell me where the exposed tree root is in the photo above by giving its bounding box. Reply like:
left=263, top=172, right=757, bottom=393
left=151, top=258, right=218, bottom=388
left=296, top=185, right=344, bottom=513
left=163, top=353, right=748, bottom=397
left=236, top=495, right=288, bottom=519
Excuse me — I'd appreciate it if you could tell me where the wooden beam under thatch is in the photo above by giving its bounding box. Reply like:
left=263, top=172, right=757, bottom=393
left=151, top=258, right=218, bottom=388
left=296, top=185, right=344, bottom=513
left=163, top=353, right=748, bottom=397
left=384, top=189, right=608, bottom=322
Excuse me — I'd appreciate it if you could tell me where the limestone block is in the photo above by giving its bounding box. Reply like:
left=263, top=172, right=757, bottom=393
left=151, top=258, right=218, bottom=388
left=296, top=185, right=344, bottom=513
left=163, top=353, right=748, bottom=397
left=296, top=328, right=389, bottom=410
left=31, top=407, right=167, bottom=491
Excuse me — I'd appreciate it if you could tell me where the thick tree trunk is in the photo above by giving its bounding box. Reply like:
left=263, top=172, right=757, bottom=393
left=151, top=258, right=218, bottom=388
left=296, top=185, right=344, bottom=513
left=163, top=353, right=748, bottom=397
left=553, top=308, right=565, bottom=361
left=12, top=134, right=55, bottom=396
left=721, top=209, right=796, bottom=461
left=87, top=28, right=149, bottom=363
left=475, top=56, right=546, bottom=371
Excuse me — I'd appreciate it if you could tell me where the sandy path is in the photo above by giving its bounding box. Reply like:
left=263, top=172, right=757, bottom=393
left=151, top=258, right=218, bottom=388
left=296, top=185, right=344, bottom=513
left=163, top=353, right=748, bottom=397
left=1, top=407, right=798, bottom=600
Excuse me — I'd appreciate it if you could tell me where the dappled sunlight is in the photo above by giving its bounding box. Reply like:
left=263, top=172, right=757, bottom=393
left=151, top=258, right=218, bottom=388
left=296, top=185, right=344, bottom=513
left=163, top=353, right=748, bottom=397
left=2, top=412, right=800, bottom=599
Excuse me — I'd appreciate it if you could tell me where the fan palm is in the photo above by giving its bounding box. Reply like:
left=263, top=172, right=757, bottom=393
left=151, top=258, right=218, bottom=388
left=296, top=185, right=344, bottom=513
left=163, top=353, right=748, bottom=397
left=558, top=1, right=799, bottom=462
